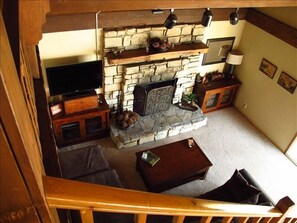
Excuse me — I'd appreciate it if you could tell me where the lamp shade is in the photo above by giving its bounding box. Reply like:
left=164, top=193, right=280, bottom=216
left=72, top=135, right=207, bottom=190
left=226, top=51, right=243, bottom=65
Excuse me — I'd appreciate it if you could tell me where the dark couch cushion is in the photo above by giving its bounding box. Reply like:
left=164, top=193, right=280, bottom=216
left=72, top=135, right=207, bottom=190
left=58, top=145, right=109, bottom=179
left=238, top=169, right=274, bottom=206
left=76, top=169, right=124, bottom=188
left=199, top=169, right=261, bottom=204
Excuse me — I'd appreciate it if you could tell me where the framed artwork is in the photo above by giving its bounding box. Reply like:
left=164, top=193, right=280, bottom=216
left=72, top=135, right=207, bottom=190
left=259, top=58, right=277, bottom=79
left=202, top=37, right=235, bottom=65
left=277, top=72, right=297, bottom=94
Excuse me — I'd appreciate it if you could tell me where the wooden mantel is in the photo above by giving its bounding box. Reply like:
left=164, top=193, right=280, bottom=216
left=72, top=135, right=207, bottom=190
left=106, top=42, right=208, bottom=65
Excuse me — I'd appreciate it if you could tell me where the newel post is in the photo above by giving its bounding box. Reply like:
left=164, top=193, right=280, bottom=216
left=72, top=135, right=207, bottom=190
left=270, top=196, right=295, bottom=223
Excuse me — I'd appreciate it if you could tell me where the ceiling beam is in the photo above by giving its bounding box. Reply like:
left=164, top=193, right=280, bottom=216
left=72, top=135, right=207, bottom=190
left=247, top=9, right=297, bottom=48
left=48, top=0, right=297, bottom=15
left=43, top=8, right=248, bottom=32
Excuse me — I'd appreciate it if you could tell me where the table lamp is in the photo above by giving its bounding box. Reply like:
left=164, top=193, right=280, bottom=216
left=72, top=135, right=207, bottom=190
left=225, top=51, right=244, bottom=78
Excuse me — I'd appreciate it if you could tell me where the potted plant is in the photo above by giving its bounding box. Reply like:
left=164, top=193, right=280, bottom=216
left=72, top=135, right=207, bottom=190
left=183, top=93, right=196, bottom=105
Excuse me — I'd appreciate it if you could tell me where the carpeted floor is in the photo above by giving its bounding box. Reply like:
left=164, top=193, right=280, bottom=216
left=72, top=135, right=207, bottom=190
left=61, top=107, right=297, bottom=204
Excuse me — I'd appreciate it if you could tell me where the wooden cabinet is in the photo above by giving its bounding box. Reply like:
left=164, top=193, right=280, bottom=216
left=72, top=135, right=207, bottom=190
left=51, top=95, right=110, bottom=147
left=194, top=78, right=241, bottom=113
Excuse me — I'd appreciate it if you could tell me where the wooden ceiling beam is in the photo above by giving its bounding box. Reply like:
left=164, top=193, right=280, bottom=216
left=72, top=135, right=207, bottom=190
left=43, top=8, right=249, bottom=33
left=48, top=0, right=297, bottom=15
left=247, top=9, right=297, bottom=48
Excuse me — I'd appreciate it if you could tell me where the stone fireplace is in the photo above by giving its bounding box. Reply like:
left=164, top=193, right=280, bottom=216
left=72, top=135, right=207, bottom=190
left=102, top=24, right=207, bottom=148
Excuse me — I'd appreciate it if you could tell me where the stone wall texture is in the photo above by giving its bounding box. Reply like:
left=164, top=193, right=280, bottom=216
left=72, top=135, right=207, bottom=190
left=103, top=24, right=205, bottom=112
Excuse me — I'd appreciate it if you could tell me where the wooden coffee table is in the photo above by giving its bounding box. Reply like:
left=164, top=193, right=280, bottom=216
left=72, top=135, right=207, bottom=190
left=135, top=138, right=212, bottom=192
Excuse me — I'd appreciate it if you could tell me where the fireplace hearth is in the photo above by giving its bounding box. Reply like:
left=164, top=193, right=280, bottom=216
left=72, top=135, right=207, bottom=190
left=110, top=104, right=207, bottom=149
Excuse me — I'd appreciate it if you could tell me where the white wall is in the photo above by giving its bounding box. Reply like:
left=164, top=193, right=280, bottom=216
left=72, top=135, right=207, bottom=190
left=39, top=29, right=103, bottom=67
left=235, top=22, right=297, bottom=152
left=39, top=29, right=104, bottom=96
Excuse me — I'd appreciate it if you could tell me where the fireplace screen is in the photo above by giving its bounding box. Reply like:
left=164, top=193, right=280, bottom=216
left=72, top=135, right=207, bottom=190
left=133, top=79, right=177, bottom=116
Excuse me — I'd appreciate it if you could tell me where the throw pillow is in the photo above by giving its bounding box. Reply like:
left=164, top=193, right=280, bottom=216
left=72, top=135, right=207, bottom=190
left=225, top=169, right=261, bottom=204
left=199, top=169, right=261, bottom=204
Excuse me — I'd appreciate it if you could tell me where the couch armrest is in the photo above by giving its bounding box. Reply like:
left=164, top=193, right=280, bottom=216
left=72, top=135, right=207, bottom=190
left=239, top=169, right=274, bottom=206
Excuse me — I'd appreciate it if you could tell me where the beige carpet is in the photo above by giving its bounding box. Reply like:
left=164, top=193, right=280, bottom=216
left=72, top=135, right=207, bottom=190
left=62, top=107, right=297, bottom=204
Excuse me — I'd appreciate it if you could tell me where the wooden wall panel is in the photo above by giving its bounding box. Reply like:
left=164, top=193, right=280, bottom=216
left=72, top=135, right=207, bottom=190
left=0, top=10, right=53, bottom=223
left=0, top=124, right=40, bottom=223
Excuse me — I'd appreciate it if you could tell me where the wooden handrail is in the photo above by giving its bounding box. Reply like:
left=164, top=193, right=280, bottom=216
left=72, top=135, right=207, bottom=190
left=43, top=176, right=297, bottom=223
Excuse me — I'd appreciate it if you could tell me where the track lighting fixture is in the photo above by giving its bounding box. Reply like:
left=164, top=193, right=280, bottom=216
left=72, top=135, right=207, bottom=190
left=229, top=8, right=239, bottom=25
left=201, top=8, right=213, bottom=27
left=164, top=9, right=177, bottom=29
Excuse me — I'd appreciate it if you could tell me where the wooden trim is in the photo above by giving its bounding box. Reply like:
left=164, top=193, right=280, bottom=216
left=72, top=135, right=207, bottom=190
left=80, top=210, right=94, bottom=223
left=246, top=9, right=297, bottom=48
left=106, top=42, right=209, bottom=65
left=19, top=0, right=50, bottom=46
left=0, top=124, right=40, bottom=223
left=222, top=217, right=234, bottom=223
left=24, top=46, right=40, bottom=79
left=48, top=0, right=297, bottom=15
left=44, top=176, right=285, bottom=217
left=173, top=216, right=185, bottom=223
left=0, top=10, right=53, bottom=223
left=33, top=78, right=62, bottom=178
left=43, top=8, right=248, bottom=32
left=239, top=218, right=249, bottom=223
left=201, top=216, right=213, bottom=223
left=135, top=214, right=147, bottom=223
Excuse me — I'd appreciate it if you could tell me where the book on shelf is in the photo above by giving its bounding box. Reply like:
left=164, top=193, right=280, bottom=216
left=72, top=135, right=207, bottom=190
left=141, top=151, right=160, bottom=166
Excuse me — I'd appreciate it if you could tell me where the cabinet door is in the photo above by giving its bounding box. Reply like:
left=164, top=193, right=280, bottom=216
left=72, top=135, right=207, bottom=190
left=217, top=86, right=238, bottom=108
left=85, top=115, right=105, bottom=135
left=203, top=88, right=222, bottom=112
left=61, top=121, right=81, bottom=140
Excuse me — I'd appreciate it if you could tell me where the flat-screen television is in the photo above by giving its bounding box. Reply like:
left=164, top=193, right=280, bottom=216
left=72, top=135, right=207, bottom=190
left=46, top=60, right=102, bottom=96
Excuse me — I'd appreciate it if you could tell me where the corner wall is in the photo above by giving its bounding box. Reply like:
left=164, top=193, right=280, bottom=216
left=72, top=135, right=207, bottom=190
left=235, top=22, right=297, bottom=152
left=200, top=20, right=246, bottom=76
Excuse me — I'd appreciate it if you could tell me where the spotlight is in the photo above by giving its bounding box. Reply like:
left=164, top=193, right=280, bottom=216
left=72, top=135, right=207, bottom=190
left=201, top=8, right=213, bottom=27
left=229, top=8, right=239, bottom=25
left=164, top=9, right=177, bottom=29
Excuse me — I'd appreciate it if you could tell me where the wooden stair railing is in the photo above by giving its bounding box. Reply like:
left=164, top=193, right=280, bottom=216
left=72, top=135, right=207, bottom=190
left=43, top=176, right=297, bottom=223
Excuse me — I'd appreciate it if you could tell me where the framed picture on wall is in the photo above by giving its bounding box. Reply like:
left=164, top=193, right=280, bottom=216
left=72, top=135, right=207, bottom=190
left=259, top=58, right=277, bottom=79
left=277, top=72, right=297, bottom=94
left=202, top=37, right=235, bottom=65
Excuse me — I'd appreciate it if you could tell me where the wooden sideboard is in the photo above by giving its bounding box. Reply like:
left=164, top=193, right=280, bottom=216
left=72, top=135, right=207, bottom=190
left=193, top=78, right=241, bottom=113
left=51, top=94, right=110, bottom=147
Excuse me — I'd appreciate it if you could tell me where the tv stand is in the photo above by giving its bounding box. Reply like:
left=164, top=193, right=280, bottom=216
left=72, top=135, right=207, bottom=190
left=51, top=94, right=110, bottom=147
